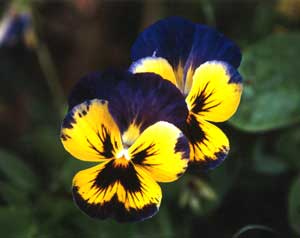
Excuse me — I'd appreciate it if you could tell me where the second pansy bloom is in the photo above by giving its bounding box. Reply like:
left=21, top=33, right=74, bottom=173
left=130, top=16, right=243, bottom=169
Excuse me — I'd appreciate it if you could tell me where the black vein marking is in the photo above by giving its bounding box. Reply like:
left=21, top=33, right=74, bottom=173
left=83, top=124, right=115, bottom=158
left=130, top=143, right=158, bottom=165
left=97, top=125, right=116, bottom=158
left=61, top=133, right=71, bottom=141
left=176, top=168, right=186, bottom=178
left=97, top=125, right=115, bottom=158
left=86, top=138, right=103, bottom=156
left=190, top=82, right=221, bottom=114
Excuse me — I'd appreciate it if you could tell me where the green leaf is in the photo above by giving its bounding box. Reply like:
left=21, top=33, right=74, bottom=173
left=0, top=206, right=37, bottom=238
left=0, top=182, right=29, bottom=205
left=276, top=126, right=300, bottom=170
left=0, top=149, right=38, bottom=192
left=230, top=33, right=300, bottom=132
left=20, top=126, right=66, bottom=164
left=288, top=175, right=300, bottom=234
left=253, top=139, right=288, bottom=175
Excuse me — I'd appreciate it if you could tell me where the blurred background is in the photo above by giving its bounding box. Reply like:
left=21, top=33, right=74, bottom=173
left=0, top=0, right=300, bottom=237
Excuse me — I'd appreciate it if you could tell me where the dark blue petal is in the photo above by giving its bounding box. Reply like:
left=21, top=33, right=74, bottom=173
left=131, top=16, right=241, bottom=71
left=131, top=17, right=195, bottom=68
left=108, top=72, right=189, bottom=134
left=68, top=69, right=188, bottom=134
left=68, top=69, right=128, bottom=110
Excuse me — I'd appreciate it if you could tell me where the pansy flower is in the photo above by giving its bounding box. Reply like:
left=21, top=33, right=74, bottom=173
left=61, top=70, right=190, bottom=222
left=129, top=17, right=243, bottom=169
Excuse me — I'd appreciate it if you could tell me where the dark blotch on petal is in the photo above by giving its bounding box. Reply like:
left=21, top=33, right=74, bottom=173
left=93, top=160, right=141, bottom=193
left=186, top=114, right=205, bottom=146
left=61, top=133, right=71, bottom=141
left=174, top=134, right=190, bottom=159
left=95, top=125, right=115, bottom=158
left=61, top=110, right=76, bottom=129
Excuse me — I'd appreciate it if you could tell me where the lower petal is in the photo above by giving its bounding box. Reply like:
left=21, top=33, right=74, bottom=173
left=129, top=121, right=190, bottom=182
left=186, top=114, right=229, bottom=169
left=72, top=159, right=162, bottom=222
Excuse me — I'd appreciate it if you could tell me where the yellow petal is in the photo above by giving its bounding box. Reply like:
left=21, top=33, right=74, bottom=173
left=72, top=159, right=162, bottom=222
left=128, top=121, right=189, bottom=182
left=185, top=61, right=243, bottom=122
left=61, top=99, right=123, bottom=162
left=187, top=114, right=229, bottom=169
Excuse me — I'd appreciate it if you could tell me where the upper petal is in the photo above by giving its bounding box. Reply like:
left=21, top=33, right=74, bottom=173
left=185, top=61, right=243, bottom=122
left=61, top=99, right=123, bottom=162
left=128, top=121, right=190, bottom=183
left=72, top=159, right=162, bottom=222
left=108, top=72, right=189, bottom=138
left=131, top=16, right=241, bottom=93
left=67, top=69, right=188, bottom=140
left=131, top=17, right=195, bottom=66
left=67, top=70, right=126, bottom=110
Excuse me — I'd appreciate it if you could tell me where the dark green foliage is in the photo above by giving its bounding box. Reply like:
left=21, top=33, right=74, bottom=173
left=230, top=33, right=300, bottom=132
left=1, top=0, right=300, bottom=237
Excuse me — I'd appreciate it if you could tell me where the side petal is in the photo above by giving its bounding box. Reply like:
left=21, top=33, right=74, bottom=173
left=72, top=159, right=162, bottom=222
left=185, top=61, right=243, bottom=122
left=109, top=72, right=188, bottom=138
left=61, top=99, right=123, bottom=162
left=128, top=121, right=190, bottom=182
left=129, top=57, right=178, bottom=88
left=186, top=114, right=229, bottom=169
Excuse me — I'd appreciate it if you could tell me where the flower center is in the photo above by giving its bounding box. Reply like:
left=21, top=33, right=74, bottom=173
left=116, top=149, right=130, bottom=161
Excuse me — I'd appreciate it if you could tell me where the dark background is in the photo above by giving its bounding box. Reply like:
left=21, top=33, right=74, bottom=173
left=0, top=0, right=300, bottom=237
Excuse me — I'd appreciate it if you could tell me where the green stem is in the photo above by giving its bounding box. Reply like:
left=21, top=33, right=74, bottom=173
left=30, top=7, right=66, bottom=119
left=35, top=42, right=66, bottom=118
left=232, top=224, right=276, bottom=238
